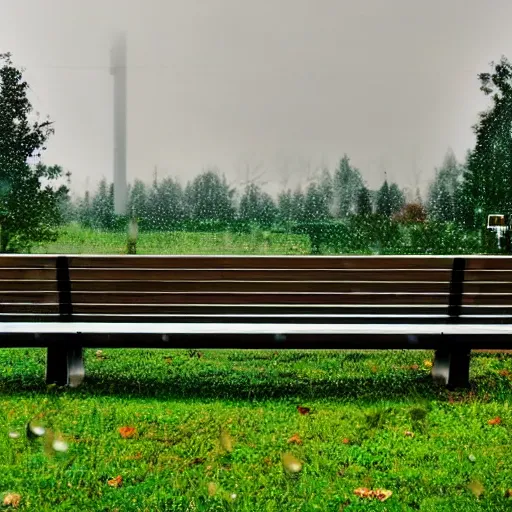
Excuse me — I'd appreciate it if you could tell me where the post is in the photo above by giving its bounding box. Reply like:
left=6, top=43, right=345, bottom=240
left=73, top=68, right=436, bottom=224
left=111, top=32, right=128, bottom=216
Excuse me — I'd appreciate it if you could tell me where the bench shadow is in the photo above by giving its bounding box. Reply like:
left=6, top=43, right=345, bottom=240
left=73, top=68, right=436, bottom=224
left=0, top=371, right=505, bottom=402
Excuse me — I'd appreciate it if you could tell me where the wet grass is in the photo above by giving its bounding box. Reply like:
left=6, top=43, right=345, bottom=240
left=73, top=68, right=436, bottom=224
left=29, top=224, right=311, bottom=255
left=0, top=348, right=511, bottom=511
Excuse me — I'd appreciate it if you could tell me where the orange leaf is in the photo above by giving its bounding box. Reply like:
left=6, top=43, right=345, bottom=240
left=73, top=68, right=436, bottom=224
left=410, top=364, right=419, bottom=370
left=499, top=369, right=510, bottom=377
left=287, top=434, right=303, bottom=445
left=297, top=406, right=310, bottom=415
left=107, top=475, right=123, bottom=488
left=488, top=417, right=501, bottom=425
left=3, top=493, right=21, bottom=508
left=404, top=431, right=414, bottom=437
left=374, top=489, right=392, bottom=502
left=342, top=438, right=350, bottom=444
left=118, top=426, right=137, bottom=438
left=354, top=488, right=373, bottom=498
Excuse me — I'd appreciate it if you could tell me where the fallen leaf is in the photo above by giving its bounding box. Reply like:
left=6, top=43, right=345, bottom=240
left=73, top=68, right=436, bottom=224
left=410, top=364, right=419, bottom=370
left=3, top=493, right=21, bottom=508
left=468, top=454, right=476, bottom=463
left=219, top=429, right=233, bottom=452
left=468, top=480, right=484, bottom=498
left=207, top=482, right=217, bottom=496
left=424, top=360, right=433, bottom=368
left=282, top=453, right=302, bottom=473
left=118, top=426, right=137, bottom=438
left=488, top=417, right=501, bottom=425
left=287, top=434, right=303, bottom=445
left=505, top=489, right=512, bottom=497
left=375, top=489, right=392, bottom=502
left=107, top=475, right=123, bottom=488
left=499, top=369, right=510, bottom=377
left=95, top=350, right=106, bottom=360
left=354, top=488, right=392, bottom=501
left=297, top=406, right=310, bottom=415
left=404, top=431, right=414, bottom=437
left=163, top=357, right=173, bottom=364
left=342, top=438, right=350, bottom=444
left=354, top=488, right=372, bottom=498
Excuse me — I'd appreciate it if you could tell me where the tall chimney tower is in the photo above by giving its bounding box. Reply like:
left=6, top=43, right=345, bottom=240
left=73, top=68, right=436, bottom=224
left=110, top=32, right=127, bottom=215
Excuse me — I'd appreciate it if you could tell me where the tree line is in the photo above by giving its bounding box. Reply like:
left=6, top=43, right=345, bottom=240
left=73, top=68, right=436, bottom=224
left=71, top=155, right=412, bottom=231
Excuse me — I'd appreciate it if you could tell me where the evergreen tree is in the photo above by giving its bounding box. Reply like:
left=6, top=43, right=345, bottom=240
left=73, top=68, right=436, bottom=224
left=332, top=155, right=364, bottom=218
left=356, top=186, right=373, bottom=216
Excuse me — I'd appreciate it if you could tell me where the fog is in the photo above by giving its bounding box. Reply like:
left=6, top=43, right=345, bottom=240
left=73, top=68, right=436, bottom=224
left=2, top=0, right=512, bottom=198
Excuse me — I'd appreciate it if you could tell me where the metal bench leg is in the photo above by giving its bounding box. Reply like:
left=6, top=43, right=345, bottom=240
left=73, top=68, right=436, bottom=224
left=46, top=345, right=85, bottom=387
left=432, top=348, right=470, bottom=389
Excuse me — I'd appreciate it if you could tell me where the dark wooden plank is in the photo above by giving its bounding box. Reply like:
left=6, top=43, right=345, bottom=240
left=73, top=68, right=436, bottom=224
left=463, top=294, right=512, bottom=306
left=67, top=255, right=455, bottom=270
left=70, top=280, right=450, bottom=293
left=464, top=270, right=512, bottom=281
left=465, top=258, right=512, bottom=270
left=70, top=292, right=448, bottom=306
left=0, top=269, right=56, bottom=280
left=69, top=268, right=453, bottom=282
left=72, top=304, right=447, bottom=315
left=464, top=283, right=512, bottom=294
left=0, top=280, right=57, bottom=292
left=0, top=292, right=59, bottom=304
left=0, top=304, right=58, bottom=313
left=0, top=256, right=57, bottom=268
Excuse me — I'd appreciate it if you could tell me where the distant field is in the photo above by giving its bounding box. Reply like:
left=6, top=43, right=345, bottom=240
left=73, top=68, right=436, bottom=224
left=0, top=348, right=511, bottom=511
left=28, top=225, right=311, bottom=255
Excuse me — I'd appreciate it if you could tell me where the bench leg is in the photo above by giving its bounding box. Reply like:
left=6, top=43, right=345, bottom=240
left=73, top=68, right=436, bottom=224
left=46, top=345, right=85, bottom=387
left=432, top=348, right=471, bottom=389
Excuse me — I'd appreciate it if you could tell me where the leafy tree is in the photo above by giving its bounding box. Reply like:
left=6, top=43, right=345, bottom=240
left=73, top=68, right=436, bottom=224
left=356, top=186, right=373, bottom=216
left=277, top=189, right=294, bottom=223
left=376, top=180, right=405, bottom=218
left=304, top=182, right=330, bottom=221
left=332, top=155, right=364, bottom=218
left=427, top=150, right=463, bottom=222
left=146, top=177, right=185, bottom=230
left=91, top=178, right=115, bottom=229
left=394, top=203, right=427, bottom=224
left=239, top=183, right=277, bottom=227
left=185, top=169, right=235, bottom=222
left=127, top=179, right=148, bottom=220
left=459, top=56, right=512, bottom=226
left=0, top=53, right=68, bottom=252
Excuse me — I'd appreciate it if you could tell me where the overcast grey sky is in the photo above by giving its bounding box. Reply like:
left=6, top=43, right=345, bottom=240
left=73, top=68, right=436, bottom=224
left=2, top=0, right=511, bottom=198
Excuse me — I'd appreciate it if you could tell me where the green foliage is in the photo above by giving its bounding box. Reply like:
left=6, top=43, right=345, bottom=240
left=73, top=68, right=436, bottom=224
left=427, top=150, right=464, bottom=223
left=376, top=180, right=405, bottom=218
left=239, top=183, right=277, bottom=228
left=0, top=53, right=68, bottom=252
left=458, top=56, right=512, bottom=227
left=356, top=186, right=373, bottom=216
left=332, top=154, right=363, bottom=218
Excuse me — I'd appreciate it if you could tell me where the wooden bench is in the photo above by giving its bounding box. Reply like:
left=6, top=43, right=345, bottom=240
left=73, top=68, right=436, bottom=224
left=1, top=254, right=511, bottom=389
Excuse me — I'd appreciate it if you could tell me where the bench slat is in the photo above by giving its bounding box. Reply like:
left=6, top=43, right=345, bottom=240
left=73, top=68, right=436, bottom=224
left=66, top=255, right=455, bottom=270
left=69, top=292, right=449, bottom=305
left=0, top=292, right=59, bottom=304
left=70, top=304, right=447, bottom=315
left=68, top=280, right=450, bottom=293
left=67, top=269, right=453, bottom=282
left=0, top=256, right=57, bottom=268
left=0, top=280, right=57, bottom=292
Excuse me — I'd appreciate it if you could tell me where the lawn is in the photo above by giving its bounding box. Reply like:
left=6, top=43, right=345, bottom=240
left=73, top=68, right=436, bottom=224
left=28, top=225, right=311, bottom=255
left=0, top=348, right=511, bottom=511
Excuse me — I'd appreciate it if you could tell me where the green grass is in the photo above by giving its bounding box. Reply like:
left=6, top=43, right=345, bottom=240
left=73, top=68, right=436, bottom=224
left=0, top=348, right=511, bottom=511
left=28, top=225, right=311, bottom=255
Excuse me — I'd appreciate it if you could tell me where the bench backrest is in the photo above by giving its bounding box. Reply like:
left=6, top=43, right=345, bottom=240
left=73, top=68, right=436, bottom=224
left=0, top=254, right=510, bottom=323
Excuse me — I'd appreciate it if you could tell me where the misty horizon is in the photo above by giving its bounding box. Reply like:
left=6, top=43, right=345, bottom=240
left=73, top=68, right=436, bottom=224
left=2, top=0, right=512, bottom=200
